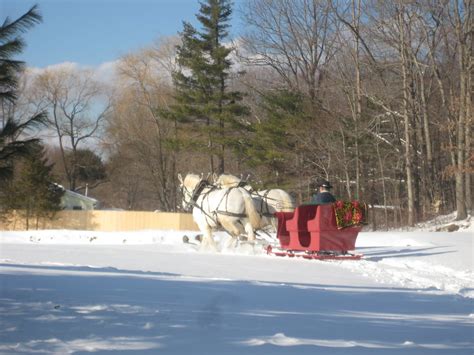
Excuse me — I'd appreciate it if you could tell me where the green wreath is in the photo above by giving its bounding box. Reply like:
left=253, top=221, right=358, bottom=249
left=334, top=201, right=367, bottom=229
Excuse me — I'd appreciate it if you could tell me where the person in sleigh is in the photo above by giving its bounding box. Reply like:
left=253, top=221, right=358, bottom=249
left=310, top=180, right=336, bottom=205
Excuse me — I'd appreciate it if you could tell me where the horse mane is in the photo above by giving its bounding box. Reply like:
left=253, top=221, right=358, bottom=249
left=183, top=173, right=204, bottom=189
left=215, top=174, right=242, bottom=188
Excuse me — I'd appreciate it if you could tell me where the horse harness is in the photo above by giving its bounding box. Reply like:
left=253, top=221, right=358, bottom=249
left=253, top=190, right=274, bottom=218
left=223, top=182, right=290, bottom=218
left=183, top=180, right=248, bottom=228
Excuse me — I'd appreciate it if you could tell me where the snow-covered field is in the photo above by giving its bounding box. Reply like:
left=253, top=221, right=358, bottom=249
left=0, top=214, right=473, bottom=354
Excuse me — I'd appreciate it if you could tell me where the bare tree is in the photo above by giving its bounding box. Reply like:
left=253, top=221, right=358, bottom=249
left=451, top=0, right=471, bottom=219
left=411, top=0, right=472, bottom=219
left=240, top=0, right=339, bottom=110
left=396, top=2, right=417, bottom=226
left=105, top=39, right=180, bottom=211
left=31, top=66, right=110, bottom=191
left=350, top=0, right=435, bottom=225
left=331, top=0, right=366, bottom=200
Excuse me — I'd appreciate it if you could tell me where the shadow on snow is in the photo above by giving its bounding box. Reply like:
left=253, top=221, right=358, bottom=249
left=0, top=263, right=472, bottom=355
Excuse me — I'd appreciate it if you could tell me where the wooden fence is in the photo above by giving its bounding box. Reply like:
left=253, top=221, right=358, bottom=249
left=0, top=210, right=199, bottom=232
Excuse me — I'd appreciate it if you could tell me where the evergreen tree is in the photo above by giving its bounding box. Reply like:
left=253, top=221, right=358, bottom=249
left=242, top=89, right=308, bottom=184
left=1, top=144, right=63, bottom=230
left=171, top=0, right=248, bottom=173
left=65, top=148, right=107, bottom=188
left=0, top=5, right=46, bottom=181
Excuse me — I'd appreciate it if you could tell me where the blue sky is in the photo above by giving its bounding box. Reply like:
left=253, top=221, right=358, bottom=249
left=2, top=0, right=243, bottom=68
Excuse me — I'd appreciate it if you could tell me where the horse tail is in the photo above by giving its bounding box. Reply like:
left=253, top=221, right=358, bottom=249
left=241, top=188, right=261, bottom=229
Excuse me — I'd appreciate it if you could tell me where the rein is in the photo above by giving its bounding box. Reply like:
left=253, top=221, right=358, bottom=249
left=251, top=190, right=294, bottom=216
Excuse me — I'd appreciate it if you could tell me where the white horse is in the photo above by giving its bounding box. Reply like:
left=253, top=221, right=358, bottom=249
left=178, top=173, right=261, bottom=250
left=214, top=174, right=295, bottom=231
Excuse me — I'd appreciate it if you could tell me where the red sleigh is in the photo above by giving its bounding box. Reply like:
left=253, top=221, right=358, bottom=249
left=267, top=202, right=366, bottom=260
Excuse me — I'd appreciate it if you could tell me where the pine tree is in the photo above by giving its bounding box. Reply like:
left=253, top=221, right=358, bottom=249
left=0, top=5, right=46, bottom=181
left=66, top=148, right=107, bottom=190
left=242, top=89, right=308, bottom=184
left=171, top=0, right=248, bottom=173
left=1, top=144, right=63, bottom=230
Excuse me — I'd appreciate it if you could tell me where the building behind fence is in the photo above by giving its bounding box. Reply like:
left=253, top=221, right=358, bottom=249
left=0, top=210, right=199, bottom=232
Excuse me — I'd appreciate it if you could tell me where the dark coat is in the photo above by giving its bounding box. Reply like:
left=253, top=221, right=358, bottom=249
left=311, top=191, right=336, bottom=205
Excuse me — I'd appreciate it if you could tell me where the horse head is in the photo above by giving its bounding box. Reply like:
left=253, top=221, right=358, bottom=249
left=178, top=173, right=207, bottom=211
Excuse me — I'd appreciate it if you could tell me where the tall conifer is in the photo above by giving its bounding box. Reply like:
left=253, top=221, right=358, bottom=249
left=172, top=0, right=248, bottom=173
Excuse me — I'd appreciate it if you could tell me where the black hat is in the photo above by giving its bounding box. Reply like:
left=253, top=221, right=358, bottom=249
left=320, top=180, right=333, bottom=189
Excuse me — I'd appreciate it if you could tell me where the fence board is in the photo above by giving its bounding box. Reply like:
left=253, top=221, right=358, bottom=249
left=0, top=210, right=199, bottom=231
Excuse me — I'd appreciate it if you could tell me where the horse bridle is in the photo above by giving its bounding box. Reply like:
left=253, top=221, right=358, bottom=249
left=180, top=179, right=209, bottom=212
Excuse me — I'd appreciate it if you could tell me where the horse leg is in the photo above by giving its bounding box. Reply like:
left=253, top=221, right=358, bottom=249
left=223, top=234, right=238, bottom=249
left=219, top=219, right=241, bottom=247
left=200, top=225, right=217, bottom=251
left=243, top=221, right=255, bottom=242
left=260, top=216, right=269, bottom=230
left=219, top=219, right=241, bottom=236
left=220, top=218, right=255, bottom=243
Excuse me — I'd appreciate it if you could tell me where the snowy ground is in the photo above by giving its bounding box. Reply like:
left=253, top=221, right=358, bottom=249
left=0, top=214, right=473, bottom=354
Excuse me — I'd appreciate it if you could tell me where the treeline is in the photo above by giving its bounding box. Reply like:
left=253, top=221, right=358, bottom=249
left=1, top=1, right=472, bottom=228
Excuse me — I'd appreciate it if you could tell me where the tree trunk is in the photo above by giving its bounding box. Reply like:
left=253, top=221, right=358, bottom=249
left=465, top=58, right=472, bottom=212
left=416, top=60, right=435, bottom=212
left=375, top=123, right=388, bottom=229
left=398, top=7, right=416, bottom=226
left=353, top=2, right=362, bottom=201
left=455, top=69, right=467, bottom=219
left=339, top=124, right=352, bottom=199
left=454, top=1, right=469, bottom=220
